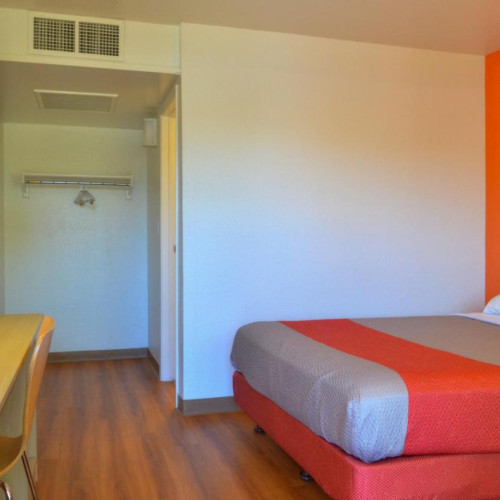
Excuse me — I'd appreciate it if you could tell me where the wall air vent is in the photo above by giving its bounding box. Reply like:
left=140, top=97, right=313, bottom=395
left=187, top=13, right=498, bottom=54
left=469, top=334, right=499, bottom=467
left=34, top=90, right=118, bottom=113
left=33, top=17, right=75, bottom=53
left=29, top=12, right=124, bottom=61
left=79, top=21, right=120, bottom=57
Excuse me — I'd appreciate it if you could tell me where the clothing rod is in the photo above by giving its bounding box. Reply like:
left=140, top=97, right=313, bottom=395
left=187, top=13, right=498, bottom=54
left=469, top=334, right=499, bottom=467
left=24, top=181, right=131, bottom=187
left=22, top=173, right=134, bottom=200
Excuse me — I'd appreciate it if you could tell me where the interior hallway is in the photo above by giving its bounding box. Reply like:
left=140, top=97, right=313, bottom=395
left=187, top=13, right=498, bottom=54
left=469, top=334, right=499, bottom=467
left=37, top=359, right=328, bottom=499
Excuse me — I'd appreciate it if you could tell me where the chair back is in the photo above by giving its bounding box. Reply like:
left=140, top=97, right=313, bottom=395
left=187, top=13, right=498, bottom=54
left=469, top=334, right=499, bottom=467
left=23, top=316, right=54, bottom=443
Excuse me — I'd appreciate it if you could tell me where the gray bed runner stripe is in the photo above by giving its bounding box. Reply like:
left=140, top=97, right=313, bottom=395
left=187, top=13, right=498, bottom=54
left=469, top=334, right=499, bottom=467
left=231, top=321, right=408, bottom=463
left=354, top=316, right=500, bottom=366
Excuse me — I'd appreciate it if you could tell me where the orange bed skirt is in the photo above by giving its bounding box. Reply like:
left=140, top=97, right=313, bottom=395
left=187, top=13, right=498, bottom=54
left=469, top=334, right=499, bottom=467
left=233, top=371, right=500, bottom=500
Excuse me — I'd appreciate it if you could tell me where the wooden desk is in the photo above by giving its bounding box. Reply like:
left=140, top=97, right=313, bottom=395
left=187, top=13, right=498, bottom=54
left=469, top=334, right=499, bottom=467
left=0, top=314, right=45, bottom=500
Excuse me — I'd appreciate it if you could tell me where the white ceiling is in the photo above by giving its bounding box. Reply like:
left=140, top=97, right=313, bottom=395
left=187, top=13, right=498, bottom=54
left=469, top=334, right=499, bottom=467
left=0, top=0, right=500, bottom=55
left=0, top=61, right=174, bottom=129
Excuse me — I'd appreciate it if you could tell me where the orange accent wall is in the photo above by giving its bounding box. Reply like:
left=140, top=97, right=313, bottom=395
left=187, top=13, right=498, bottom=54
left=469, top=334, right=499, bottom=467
left=486, top=51, right=500, bottom=302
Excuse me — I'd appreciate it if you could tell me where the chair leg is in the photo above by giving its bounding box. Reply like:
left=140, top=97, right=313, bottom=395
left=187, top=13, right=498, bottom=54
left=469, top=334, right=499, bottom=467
left=21, top=452, right=37, bottom=500
left=0, top=480, right=13, bottom=500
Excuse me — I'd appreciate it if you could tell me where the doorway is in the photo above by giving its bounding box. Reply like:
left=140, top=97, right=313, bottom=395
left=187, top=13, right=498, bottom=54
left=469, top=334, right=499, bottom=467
left=0, top=61, right=175, bottom=359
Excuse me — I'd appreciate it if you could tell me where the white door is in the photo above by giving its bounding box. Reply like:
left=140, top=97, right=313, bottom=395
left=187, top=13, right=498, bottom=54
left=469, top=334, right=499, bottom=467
left=160, top=84, right=180, bottom=382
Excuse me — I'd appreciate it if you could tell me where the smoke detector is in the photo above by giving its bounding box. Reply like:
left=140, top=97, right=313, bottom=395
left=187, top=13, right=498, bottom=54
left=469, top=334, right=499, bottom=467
left=34, top=90, right=118, bottom=112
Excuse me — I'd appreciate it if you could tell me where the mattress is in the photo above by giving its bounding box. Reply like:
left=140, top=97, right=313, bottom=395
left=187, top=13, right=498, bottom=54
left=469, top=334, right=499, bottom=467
left=230, top=315, right=500, bottom=463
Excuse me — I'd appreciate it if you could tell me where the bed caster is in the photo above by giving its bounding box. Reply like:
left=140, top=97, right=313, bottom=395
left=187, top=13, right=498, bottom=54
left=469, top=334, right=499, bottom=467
left=300, top=471, right=313, bottom=482
left=254, top=425, right=265, bottom=434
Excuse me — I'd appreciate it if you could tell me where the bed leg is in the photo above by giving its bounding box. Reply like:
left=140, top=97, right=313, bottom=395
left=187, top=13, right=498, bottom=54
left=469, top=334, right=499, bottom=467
left=300, top=471, right=313, bottom=482
left=254, top=425, right=266, bottom=434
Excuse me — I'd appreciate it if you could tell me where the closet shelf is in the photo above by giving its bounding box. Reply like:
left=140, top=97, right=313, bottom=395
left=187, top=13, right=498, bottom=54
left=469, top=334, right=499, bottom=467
left=22, top=173, right=133, bottom=199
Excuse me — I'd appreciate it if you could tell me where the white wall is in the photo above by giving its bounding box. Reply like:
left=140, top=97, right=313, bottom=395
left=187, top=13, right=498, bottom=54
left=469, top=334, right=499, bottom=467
left=4, top=124, right=148, bottom=352
left=180, top=24, right=485, bottom=400
left=0, top=119, right=4, bottom=314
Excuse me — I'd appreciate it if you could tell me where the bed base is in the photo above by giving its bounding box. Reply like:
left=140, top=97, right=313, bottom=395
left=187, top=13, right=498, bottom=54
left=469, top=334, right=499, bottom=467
left=233, top=371, right=500, bottom=500
left=299, top=470, right=314, bottom=482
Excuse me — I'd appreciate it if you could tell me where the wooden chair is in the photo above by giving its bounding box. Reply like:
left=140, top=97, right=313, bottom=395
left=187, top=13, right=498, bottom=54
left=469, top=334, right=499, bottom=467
left=0, top=317, right=54, bottom=500
left=0, top=481, right=12, bottom=499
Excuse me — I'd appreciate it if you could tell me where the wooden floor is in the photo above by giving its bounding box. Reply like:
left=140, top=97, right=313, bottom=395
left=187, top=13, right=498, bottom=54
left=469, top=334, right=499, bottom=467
left=37, top=359, right=329, bottom=499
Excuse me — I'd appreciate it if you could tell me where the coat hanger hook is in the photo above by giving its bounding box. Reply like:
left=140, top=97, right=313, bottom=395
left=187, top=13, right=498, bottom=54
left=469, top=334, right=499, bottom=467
left=74, top=186, right=96, bottom=207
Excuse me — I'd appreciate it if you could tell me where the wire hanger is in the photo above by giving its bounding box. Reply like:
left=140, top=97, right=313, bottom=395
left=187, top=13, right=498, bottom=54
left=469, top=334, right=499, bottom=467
left=74, top=187, right=96, bottom=207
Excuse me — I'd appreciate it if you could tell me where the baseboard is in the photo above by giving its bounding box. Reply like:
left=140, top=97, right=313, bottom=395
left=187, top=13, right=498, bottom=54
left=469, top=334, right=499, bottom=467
left=147, top=349, right=160, bottom=376
left=177, top=395, right=241, bottom=416
left=48, top=348, right=148, bottom=363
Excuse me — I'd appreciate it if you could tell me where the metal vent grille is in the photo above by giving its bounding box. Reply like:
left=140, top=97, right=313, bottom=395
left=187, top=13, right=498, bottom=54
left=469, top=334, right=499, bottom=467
left=33, top=17, right=75, bottom=53
left=34, top=90, right=118, bottom=112
left=79, top=22, right=120, bottom=57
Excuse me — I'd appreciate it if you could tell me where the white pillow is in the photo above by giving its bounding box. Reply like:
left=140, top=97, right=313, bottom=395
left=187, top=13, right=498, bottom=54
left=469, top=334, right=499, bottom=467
left=484, top=295, right=500, bottom=315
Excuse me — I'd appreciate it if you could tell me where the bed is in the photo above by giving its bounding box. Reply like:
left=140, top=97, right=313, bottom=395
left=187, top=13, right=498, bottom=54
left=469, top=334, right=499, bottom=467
left=231, top=312, right=500, bottom=500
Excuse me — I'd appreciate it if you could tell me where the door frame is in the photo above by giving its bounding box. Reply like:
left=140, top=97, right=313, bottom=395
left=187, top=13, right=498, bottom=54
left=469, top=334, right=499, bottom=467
left=158, top=83, right=180, bottom=383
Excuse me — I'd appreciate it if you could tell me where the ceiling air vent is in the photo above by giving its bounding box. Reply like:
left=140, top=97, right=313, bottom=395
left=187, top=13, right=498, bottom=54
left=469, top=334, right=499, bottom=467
left=34, top=90, right=118, bottom=113
left=29, top=12, right=124, bottom=61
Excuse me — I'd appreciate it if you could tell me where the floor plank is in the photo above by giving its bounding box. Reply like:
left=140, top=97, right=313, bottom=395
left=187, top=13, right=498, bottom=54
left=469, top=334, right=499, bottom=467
left=37, top=359, right=329, bottom=499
